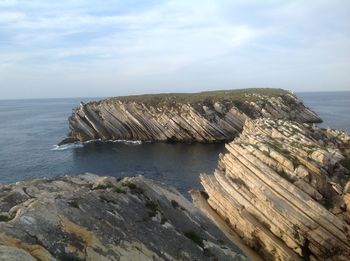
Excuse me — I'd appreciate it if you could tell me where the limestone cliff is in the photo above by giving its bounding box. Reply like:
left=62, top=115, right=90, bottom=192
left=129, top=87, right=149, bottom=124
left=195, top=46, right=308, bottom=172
left=61, top=88, right=321, bottom=144
left=0, top=174, right=247, bottom=261
left=192, top=119, right=350, bottom=260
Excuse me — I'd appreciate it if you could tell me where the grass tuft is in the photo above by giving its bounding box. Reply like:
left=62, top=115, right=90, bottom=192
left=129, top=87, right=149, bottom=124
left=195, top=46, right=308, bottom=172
left=340, top=157, right=350, bottom=171
left=0, top=212, right=16, bottom=222
left=184, top=230, right=204, bottom=248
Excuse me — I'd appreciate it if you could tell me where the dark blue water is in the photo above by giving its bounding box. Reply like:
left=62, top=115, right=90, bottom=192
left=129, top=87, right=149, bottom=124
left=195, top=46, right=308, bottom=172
left=0, top=97, right=224, bottom=195
left=0, top=92, right=349, bottom=196
left=298, top=91, right=350, bottom=133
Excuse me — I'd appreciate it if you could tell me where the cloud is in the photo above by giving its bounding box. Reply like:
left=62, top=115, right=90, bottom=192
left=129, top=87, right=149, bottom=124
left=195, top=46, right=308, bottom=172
left=0, top=0, right=18, bottom=6
left=0, top=1, right=264, bottom=73
left=0, top=0, right=349, bottom=99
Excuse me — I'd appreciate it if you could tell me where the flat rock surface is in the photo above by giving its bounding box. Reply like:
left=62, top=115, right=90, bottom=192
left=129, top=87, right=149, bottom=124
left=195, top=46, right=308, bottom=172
left=0, top=174, right=247, bottom=261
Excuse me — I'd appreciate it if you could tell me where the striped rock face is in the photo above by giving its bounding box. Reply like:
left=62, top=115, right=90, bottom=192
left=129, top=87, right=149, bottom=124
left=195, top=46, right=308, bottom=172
left=192, top=119, right=350, bottom=261
left=60, top=89, right=321, bottom=144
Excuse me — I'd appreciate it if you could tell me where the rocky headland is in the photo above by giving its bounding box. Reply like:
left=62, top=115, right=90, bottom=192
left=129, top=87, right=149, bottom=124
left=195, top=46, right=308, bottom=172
left=192, top=118, right=350, bottom=260
left=60, top=88, right=321, bottom=144
left=0, top=173, right=247, bottom=260
left=5, top=88, right=349, bottom=260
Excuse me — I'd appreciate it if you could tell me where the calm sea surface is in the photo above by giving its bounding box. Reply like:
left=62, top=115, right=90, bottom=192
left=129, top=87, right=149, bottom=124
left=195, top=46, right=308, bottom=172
left=298, top=91, right=350, bottom=133
left=0, top=91, right=349, bottom=196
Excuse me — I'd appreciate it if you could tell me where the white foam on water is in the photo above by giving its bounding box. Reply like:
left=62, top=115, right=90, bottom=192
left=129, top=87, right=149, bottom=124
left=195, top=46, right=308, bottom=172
left=51, top=143, right=84, bottom=151
left=109, top=139, right=143, bottom=145
left=84, top=138, right=102, bottom=144
left=51, top=139, right=142, bottom=150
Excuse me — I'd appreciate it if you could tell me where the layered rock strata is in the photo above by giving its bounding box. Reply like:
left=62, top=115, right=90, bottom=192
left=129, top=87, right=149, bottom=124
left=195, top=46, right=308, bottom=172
left=61, top=89, right=321, bottom=144
left=192, top=119, right=350, bottom=260
left=0, top=173, right=247, bottom=260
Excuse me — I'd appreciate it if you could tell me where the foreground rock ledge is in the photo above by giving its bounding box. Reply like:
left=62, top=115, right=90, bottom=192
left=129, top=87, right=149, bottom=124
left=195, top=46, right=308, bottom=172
left=192, top=119, right=350, bottom=260
left=60, top=88, right=321, bottom=144
left=0, top=174, right=247, bottom=261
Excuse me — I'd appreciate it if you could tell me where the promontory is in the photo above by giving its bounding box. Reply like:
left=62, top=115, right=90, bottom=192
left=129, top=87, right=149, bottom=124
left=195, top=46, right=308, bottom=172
left=60, top=88, right=321, bottom=144
left=192, top=118, right=350, bottom=260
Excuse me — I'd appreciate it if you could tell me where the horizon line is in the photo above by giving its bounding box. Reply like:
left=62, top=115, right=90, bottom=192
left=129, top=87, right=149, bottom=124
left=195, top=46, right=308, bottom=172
left=1, top=89, right=350, bottom=101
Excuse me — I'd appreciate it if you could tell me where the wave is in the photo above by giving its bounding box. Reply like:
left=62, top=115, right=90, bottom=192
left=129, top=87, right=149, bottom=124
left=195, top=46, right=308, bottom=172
left=108, top=139, right=143, bottom=145
left=51, top=139, right=142, bottom=150
left=51, top=143, right=84, bottom=151
left=83, top=138, right=102, bottom=144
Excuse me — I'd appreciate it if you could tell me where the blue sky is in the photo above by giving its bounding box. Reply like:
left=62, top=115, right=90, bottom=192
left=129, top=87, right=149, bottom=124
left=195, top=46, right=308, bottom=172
left=0, top=0, right=349, bottom=99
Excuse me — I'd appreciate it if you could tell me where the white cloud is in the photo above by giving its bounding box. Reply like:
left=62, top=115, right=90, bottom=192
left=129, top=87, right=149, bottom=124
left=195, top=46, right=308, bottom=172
left=0, top=1, right=265, bottom=74
left=0, top=11, right=25, bottom=23
left=0, top=0, right=17, bottom=6
left=0, top=0, right=349, bottom=98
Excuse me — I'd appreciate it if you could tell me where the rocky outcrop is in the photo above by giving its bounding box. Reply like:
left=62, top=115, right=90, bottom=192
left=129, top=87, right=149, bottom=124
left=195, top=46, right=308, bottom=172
left=61, top=89, right=321, bottom=144
left=192, top=119, right=350, bottom=260
left=0, top=173, right=247, bottom=261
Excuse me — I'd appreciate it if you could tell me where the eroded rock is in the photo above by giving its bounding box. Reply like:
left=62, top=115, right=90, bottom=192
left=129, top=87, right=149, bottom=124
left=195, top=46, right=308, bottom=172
left=0, top=174, right=247, bottom=261
left=61, top=89, right=321, bottom=144
left=192, top=119, right=350, bottom=260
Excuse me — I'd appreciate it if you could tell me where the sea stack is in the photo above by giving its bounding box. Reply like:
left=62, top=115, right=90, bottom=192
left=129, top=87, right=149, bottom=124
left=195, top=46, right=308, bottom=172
left=192, top=118, right=350, bottom=260
left=60, top=88, right=321, bottom=145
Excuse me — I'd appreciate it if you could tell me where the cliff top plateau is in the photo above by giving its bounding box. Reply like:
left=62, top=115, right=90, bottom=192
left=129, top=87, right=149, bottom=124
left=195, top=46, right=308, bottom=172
left=96, top=88, right=290, bottom=106
left=61, top=88, right=321, bottom=144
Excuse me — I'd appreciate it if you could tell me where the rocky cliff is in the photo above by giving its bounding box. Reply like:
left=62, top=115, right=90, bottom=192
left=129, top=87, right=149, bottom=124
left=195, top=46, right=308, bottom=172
left=61, top=89, right=321, bottom=144
left=0, top=173, right=247, bottom=261
left=192, top=119, right=350, bottom=260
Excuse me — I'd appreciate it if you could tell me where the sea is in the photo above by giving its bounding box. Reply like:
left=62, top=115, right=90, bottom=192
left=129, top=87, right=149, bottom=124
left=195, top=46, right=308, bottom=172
left=0, top=91, right=349, bottom=197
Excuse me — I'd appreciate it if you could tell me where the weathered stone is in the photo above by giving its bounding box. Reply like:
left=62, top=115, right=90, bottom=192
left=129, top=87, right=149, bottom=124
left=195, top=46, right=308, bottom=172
left=0, top=174, right=247, bottom=261
left=192, top=119, right=350, bottom=260
left=344, top=181, right=350, bottom=194
left=0, top=246, right=37, bottom=261
left=61, top=89, right=321, bottom=144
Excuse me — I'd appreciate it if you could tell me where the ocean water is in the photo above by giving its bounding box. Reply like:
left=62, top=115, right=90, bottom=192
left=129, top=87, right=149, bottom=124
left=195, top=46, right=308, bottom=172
left=298, top=91, right=350, bottom=133
left=0, top=91, right=349, bottom=196
left=0, top=97, right=224, bottom=195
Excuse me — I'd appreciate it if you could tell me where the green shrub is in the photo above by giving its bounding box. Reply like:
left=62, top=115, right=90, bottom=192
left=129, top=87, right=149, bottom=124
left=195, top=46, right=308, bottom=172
left=171, top=200, right=180, bottom=208
left=0, top=212, right=16, bottom=222
left=94, top=88, right=289, bottom=111
left=276, top=169, right=294, bottom=183
left=184, top=230, right=204, bottom=248
left=145, top=200, right=158, bottom=213
left=124, top=182, right=144, bottom=194
left=340, top=157, right=350, bottom=171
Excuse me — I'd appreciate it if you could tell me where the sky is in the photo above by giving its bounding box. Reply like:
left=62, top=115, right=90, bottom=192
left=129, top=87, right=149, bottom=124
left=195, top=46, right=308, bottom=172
left=0, top=0, right=349, bottom=99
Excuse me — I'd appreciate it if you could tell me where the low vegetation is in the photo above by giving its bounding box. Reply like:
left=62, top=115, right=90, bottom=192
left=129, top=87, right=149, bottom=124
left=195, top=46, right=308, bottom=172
left=340, top=157, right=350, bottom=171
left=171, top=199, right=180, bottom=208
left=95, top=88, right=289, bottom=107
left=268, top=141, right=291, bottom=155
left=124, top=182, right=144, bottom=194
left=184, top=230, right=204, bottom=248
left=276, top=169, right=295, bottom=183
left=93, top=182, right=127, bottom=193
left=0, top=211, right=16, bottom=222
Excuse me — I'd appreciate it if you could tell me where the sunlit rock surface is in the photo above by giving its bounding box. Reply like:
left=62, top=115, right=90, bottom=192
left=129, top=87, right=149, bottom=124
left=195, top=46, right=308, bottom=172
left=192, top=119, right=350, bottom=260
left=61, top=89, right=321, bottom=144
left=0, top=174, right=247, bottom=261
